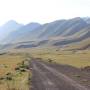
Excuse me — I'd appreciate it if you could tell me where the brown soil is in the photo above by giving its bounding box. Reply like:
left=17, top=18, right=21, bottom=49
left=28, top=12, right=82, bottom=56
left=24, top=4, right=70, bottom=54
left=30, top=59, right=90, bottom=90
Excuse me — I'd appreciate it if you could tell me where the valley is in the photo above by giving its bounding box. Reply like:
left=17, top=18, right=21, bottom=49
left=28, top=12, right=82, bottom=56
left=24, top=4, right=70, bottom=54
left=0, top=17, right=90, bottom=90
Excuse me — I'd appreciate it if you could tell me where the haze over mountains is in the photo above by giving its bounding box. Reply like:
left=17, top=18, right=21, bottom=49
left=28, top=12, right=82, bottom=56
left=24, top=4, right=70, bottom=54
left=0, top=17, right=90, bottom=50
left=0, top=20, right=23, bottom=41
left=2, top=22, right=41, bottom=44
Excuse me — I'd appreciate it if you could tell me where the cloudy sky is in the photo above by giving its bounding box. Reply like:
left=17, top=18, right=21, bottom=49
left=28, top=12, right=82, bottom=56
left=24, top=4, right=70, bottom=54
left=0, top=0, right=90, bottom=25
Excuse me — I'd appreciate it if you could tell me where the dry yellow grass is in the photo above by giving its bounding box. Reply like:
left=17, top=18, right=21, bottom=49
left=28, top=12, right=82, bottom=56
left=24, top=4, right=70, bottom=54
left=0, top=54, right=24, bottom=76
left=9, top=47, right=90, bottom=68
left=29, top=48, right=90, bottom=68
left=0, top=53, right=30, bottom=90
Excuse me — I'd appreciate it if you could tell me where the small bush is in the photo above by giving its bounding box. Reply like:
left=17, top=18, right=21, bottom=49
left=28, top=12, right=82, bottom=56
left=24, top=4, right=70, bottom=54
left=15, top=67, right=20, bottom=71
left=6, top=76, right=12, bottom=81
left=6, top=73, right=12, bottom=76
left=74, top=75, right=81, bottom=78
left=5, top=72, right=13, bottom=81
left=0, top=77, right=4, bottom=80
left=4, top=65, right=8, bottom=68
left=82, top=66, right=90, bottom=72
left=20, top=69, right=26, bottom=72
left=48, top=59, right=53, bottom=63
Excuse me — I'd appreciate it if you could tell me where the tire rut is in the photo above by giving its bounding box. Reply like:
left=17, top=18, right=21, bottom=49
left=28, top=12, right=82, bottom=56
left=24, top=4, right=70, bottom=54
left=30, top=60, right=89, bottom=90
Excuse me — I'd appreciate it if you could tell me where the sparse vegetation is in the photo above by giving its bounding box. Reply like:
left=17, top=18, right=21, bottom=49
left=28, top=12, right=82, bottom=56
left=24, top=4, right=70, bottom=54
left=74, top=74, right=81, bottom=78
left=29, top=48, right=90, bottom=68
left=81, top=66, right=90, bottom=72
left=48, top=59, right=53, bottom=63
left=0, top=53, right=31, bottom=90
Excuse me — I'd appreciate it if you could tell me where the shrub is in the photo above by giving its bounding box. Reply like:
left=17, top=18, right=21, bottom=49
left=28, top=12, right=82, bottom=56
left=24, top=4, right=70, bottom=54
left=20, top=69, right=26, bottom=72
left=6, top=73, right=12, bottom=76
left=15, top=67, right=20, bottom=71
left=0, top=77, right=4, bottom=80
left=48, top=59, right=53, bottom=63
left=6, top=76, right=12, bottom=81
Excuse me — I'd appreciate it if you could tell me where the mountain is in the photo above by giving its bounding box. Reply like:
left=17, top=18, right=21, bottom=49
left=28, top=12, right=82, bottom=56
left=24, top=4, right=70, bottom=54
left=38, top=17, right=88, bottom=38
left=4, top=17, right=88, bottom=42
left=2, top=23, right=41, bottom=44
left=1, top=17, right=90, bottom=50
left=0, top=20, right=23, bottom=42
left=83, top=17, right=90, bottom=24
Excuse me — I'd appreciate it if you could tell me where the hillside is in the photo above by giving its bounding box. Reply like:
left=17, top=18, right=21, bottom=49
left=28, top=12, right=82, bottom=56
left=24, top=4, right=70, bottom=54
left=1, top=17, right=90, bottom=50
left=0, top=20, right=23, bottom=42
left=3, top=23, right=41, bottom=44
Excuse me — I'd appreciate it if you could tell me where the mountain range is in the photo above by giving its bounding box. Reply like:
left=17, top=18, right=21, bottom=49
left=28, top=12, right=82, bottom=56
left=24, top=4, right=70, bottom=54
left=0, top=20, right=23, bottom=42
left=0, top=17, right=90, bottom=50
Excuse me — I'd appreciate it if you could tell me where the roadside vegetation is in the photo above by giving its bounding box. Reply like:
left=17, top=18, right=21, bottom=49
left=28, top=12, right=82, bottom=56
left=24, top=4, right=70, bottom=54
left=0, top=53, right=31, bottom=90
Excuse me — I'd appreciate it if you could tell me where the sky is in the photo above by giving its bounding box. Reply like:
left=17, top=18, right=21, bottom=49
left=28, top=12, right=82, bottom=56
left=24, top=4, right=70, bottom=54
left=0, top=0, right=90, bottom=25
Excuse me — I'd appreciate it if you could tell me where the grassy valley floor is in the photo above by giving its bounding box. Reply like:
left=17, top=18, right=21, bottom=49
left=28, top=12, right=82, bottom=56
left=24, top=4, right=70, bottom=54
left=2, top=47, right=90, bottom=89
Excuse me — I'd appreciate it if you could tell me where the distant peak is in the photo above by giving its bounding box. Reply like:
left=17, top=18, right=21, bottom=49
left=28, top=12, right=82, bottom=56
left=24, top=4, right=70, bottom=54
left=8, top=20, right=16, bottom=22
left=69, top=17, right=87, bottom=24
left=27, top=22, right=41, bottom=25
left=2, top=20, right=24, bottom=27
left=6, top=20, right=18, bottom=24
left=24, top=22, right=41, bottom=28
left=71, top=17, right=82, bottom=21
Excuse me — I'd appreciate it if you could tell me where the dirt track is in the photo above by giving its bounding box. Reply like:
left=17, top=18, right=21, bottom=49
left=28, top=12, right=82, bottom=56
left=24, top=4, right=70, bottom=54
left=30, top=59, right=89, bottom=90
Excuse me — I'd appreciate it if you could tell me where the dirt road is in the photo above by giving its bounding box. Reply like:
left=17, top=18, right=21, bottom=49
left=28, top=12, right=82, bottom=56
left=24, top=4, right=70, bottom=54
left=30, top=59, right=89, bottom=90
